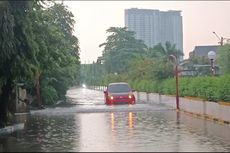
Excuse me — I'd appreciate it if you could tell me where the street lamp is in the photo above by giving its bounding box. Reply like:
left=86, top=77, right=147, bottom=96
left=208, top=51, right=216, bottom=76
left=169, top=55, right=179, bottom=110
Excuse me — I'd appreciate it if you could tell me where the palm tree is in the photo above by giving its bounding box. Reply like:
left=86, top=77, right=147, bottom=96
left=147, top=41, right=183, bottom=80
left=148, top=41, right=183, bottom=61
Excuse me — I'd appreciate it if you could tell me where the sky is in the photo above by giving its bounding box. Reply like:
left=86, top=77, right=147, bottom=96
left=64, top=1, right=230, bottom=64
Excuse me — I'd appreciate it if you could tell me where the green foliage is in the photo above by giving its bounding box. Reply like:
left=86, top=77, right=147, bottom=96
left=218, top=75, right=230, bottom=101
left=98, top=26, right=230, bottom=103
left=183, top=77, right=219, bottom=101
left=41, top=85, right=58, bottom=105
left=187, top=55, right=212, bottom=76
left=124, top=42, right=181, bottom=82
left=32, top=2, right=80, bottom=105
left=80, top=62, right=106, bottom=86
left=127, top=57, right=155, bottom=81
left=0, top=1, right=36, bottom=82
left=148, top=41, right=183, bottom=59
left=0, top=1, right=81, bottom=106
left=146, top=42, right=183, bottom=80
left=101, top=73, right=126, bottom=85
left=152, top=58, right=174, bottom=80
left=99, top=27, right=147, bottom=74
left=218, top=44, right=230, bottom=75
left=160, top=78, right=175, bottom=95
left=124, top=75, right=230, bottom=102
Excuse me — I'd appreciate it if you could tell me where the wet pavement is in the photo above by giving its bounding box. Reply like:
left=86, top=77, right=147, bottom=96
left=0, top=87, right=230, bottom=152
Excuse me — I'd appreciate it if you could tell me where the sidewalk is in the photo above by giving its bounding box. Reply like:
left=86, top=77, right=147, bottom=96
left=135, top=91, right=230, bottom=127
left=0, top=123, right=24, bottom=136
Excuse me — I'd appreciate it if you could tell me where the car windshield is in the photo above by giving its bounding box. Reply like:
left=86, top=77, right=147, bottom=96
left=108, top=84, right=131, bottom=93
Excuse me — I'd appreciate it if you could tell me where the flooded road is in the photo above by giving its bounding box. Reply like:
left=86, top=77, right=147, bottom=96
left=1, top=87, right=230, bottom=152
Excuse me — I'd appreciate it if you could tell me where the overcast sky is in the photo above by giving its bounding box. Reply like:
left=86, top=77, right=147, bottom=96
left=64, top=1, right=230, bottom=64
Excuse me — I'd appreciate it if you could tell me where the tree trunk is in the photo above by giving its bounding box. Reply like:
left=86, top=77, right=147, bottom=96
left=0, top=79, right=12, bottom=128
left=35, top=74, right=42, bottom=108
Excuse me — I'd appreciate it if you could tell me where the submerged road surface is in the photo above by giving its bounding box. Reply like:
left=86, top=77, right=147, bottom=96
left=0, top=87, right=230, bottom=152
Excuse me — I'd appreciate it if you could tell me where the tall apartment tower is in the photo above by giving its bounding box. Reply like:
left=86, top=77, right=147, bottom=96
left=125, top=8, right=183, bottom=60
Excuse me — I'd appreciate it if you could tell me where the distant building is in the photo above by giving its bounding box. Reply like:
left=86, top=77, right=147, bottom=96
left=96, top=56, right=104, bottom=64
left=183, top=45, right=220, bottom=76
left=190, top=45, right=219, bottom=58
left=125, top=8, right=183, bottom=61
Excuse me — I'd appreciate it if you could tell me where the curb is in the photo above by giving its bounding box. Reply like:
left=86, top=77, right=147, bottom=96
left=218, top=102, right=230, bottom=106
left=180, top=109, right=230, bottom=126
left=0, top=123, right=24, bottom=136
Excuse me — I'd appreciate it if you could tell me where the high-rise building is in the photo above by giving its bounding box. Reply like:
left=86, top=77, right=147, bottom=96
left=125, top=8, right=183, bottom=60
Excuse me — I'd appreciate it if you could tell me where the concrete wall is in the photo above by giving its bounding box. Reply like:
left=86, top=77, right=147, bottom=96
left=15, top=87, right=28, bottom=113
left=136, top=91, right=230, bottom=123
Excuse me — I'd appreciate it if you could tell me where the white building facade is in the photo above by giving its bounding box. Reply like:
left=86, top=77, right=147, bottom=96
left=125, top=8, right=183, bottom=60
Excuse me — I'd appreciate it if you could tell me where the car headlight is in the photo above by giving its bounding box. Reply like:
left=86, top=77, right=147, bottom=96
left=128, top=95, right=133, bottom=99
left=110, top=96, right=114, bottom=100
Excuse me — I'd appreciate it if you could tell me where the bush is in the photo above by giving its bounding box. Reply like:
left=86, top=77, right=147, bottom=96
left=129, top=75, right=230, bottom=102
left=41, top=85, right=58, bottom=105
left=218, top=75, right=230, bottom=102
left=179, top=77, right=190, bottom=97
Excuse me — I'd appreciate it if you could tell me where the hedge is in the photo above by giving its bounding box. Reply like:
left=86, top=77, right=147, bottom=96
left=130, top=75, right=230, bottom=102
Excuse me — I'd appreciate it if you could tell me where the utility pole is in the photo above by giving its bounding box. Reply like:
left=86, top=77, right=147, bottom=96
left=213, top=32, right=230, bottom=46
left=213, top=32, right=223, bottom=46
left=169, top=55, right=179, bottom=110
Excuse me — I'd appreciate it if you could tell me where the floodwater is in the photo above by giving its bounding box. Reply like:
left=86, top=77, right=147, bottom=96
left=0, top=87, right=230, bottom=152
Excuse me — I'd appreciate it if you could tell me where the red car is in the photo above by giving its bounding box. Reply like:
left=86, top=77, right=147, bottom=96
left=104, top=82, right=136, bottom=105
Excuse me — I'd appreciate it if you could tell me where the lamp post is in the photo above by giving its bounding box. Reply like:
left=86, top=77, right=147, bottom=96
left=208, top=51, right=216, bottom=76
left=169, top=55, right=179, bottom=110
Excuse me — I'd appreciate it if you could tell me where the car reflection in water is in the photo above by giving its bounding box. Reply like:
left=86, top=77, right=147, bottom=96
left=110, top=112, right=134, bottom=130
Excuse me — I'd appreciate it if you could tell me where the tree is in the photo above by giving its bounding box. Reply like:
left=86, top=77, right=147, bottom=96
left=0, top=1, right=38, bottom=127
left=127, top=56, right=154, bottom=81
left=218, top=44, right=230, bottom=75
left=189, top=56, right=211, bottom=76
left=147, top=42, right=183, bottom=80
left=30, top=2, right=80, bottom=106
left=99, top=27, right=147, bottom=74
left=148, top=41, right=183, bottom=60
left=0, top=1, right=81, bottom=127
